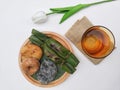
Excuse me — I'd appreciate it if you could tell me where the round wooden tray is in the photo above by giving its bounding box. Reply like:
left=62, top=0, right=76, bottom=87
left=18, top=32, right=73, bottom=87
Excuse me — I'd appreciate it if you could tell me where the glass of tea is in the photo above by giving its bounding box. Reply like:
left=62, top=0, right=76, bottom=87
left=81, top=26, right=115, bottom=59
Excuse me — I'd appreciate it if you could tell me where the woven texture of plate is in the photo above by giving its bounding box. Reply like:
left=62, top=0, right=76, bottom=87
left=19, top=32, right=73, bottom=87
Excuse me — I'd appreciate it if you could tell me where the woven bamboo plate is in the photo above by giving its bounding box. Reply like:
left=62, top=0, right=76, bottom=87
left=19, top=31, right=73, bottom=87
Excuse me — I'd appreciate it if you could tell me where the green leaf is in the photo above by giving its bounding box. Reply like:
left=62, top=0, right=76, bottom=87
left=60, top=0, right=115, bottom=24
left=46, top=10, right=68, bottom=15
left=31, top=73, right=38, bottom=80
left=50, top=6, right=74, bottom=12
left=60, top=4, right=89, bottom=24
left=54, top=65, right=65, bottom=80
left=47, top=6, right=75, bottom=15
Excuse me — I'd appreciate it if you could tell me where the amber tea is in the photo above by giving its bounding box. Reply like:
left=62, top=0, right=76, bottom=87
left=81, top=26, right=115, bottom=58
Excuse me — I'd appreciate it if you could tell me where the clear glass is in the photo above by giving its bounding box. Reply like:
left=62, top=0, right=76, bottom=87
left=81, top=26, right=115, bottom=59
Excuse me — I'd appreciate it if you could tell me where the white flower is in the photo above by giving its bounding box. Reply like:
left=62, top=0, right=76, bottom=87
left=32, top=11, right=48, bottom=24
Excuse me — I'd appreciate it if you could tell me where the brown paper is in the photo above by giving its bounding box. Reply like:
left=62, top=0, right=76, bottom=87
left=65, top=16, right=104, bottom=64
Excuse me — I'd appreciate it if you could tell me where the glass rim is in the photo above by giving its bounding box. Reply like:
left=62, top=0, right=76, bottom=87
left=81, top=25, right=115, bottom=59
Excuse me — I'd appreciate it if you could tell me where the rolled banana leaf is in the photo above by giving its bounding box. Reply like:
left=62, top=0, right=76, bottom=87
left=46, top=38, right=70, bottom=58
left=46, top=38, right=79, bottom=67
left=32, top=29, right=49, bottom=41
left=29, top=29, right=80, bottom=74
left=43, top=44, right=64, bottom=64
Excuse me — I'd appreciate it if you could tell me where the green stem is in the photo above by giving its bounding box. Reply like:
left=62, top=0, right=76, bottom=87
left=46, top=10, right=66, bottom=15
left=88, top=0, right=114, bottom=6
left=46, top=12, right=57, bottom=15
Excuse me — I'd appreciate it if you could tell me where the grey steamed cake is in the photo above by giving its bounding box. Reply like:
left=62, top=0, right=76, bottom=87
left=36, top=57, right=57, bottom=84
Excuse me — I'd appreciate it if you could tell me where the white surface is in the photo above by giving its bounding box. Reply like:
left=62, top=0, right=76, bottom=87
left=0, top=0, right=120, bottom=90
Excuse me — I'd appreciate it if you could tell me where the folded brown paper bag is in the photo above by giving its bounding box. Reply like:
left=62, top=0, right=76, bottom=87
left=65, top=16, right=104, bottom=64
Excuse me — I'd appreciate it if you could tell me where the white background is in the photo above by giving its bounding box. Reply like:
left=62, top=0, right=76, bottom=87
left=0, top=0, right=120, bottom=90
